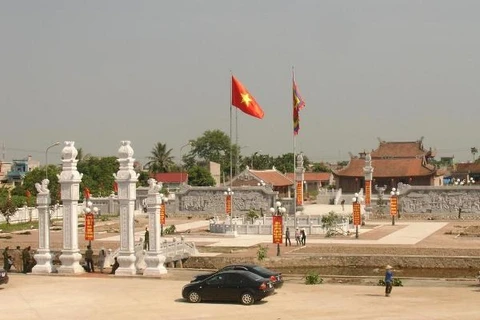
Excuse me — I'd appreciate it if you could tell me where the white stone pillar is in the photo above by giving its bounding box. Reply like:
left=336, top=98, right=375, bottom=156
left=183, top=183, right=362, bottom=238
left=32, top=179, right=53, bottom=274
left=58, top=141, right=84, bottom=274
left=114, top=141, right=138, bottom=276
left=294, top=153, right=305, bottom=229
left=363, top=153, right=374, bottom=221
left=143, top=179, right=167, bottom=276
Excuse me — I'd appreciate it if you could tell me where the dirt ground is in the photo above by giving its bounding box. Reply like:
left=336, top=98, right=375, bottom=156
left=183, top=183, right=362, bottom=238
left=3, top=216, right=480, bottom=268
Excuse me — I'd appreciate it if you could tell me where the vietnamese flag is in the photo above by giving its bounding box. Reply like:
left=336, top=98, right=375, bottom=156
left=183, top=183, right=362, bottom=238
left=231, top=76, right=264, bottom=119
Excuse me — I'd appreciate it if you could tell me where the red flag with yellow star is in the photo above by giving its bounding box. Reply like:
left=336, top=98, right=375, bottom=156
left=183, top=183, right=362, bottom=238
left=231, top=76, right=264, bottom=119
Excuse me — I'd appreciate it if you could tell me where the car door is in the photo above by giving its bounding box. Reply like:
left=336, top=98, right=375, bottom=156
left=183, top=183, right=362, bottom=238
left=202, top=274, right=226, bottom=301
left=222, top=273, right=246, bottom=301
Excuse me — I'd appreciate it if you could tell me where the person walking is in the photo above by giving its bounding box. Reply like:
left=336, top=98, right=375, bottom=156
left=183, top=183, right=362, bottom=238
left=144, top=227, right=150, bottom=250
left=110, top=257, right=119, bottom=275
left=295, top=228, right=301, bottom=246
left=385, top=265, right=394, bottom=297
left=22, top=246, right=31, bottom=273
left=12, top=246, right=22, bottom=273
left=85, top=245, right=94, bottom=273
left=98, top=247, right=106, bottom=273
left=2, top=246, right=9, bottom=271
left=300, top=229, right=307, bottom=246
left=285, top=227, right=292, bottom=246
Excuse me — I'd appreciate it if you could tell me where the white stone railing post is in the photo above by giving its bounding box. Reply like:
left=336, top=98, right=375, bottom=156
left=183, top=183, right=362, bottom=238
left=58, top=141, right=84, bottom=274
left=143, top=178, right=167, bottom=276
left=32, top=179, right=53, bottom=274
left=113, top=141, right=138, bottom=276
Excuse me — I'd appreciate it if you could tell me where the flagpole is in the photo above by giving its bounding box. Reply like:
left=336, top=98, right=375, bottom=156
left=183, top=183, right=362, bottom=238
left=235, top=107, right=239, bottom=177
left=230, top=72, right=233, bottom=187
left=292, top=66, right=297, bottom=230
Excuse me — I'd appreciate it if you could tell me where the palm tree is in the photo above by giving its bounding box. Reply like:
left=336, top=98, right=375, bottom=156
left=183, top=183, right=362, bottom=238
left=145, top=142, right=175, bottom=173
left=77, top=148, right=92, bottom=162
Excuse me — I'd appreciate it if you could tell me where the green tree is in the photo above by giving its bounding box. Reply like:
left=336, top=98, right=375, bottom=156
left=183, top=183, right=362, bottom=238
left=137, top=171, right=150, bottom=187
left=188, top=165, right=216, bottom=186
left=78, top=156, right=119, bottom=197
left=247, top=209, right=259, bottom=223
left=0, top=197, right=17, bottom=224
left=312, top=162, right=331, bottom=173
left=145, top=142, right=175, bottom=173
left=273, top=153, right=295, bottom=173
left=23, top=166, right=61, bottom=204
left=185, top=130, right=235, bottom=181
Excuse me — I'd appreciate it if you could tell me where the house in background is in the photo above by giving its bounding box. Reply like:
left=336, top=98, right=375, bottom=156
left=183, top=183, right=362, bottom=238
left=286, top=172, right=333, bottom=195
left=152, top=172, right=189, bottom=193
left=333, top=138, right=441, bottom=193
left=452, top=162, right=480, bottom=183
left=231, top=166, right=293, bottom=197
left=0, top=161, right=12, bottom=183
left=6, top=156, right=40, bottom=186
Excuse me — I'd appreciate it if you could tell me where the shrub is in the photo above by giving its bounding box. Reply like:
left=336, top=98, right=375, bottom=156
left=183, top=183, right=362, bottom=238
left=378, top=278, right=403, bottom=286
left=305, top=271, right=323, bottom=285
left=256, top=245, right=268, bottom=261
left=164, top=225, right=176, bottom=234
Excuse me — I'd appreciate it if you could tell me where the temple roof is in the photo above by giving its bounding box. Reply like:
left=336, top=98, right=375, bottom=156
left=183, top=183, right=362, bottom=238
left=153, top=172, right=188, bottom=183
left=286, top=172, right=331, bottom=181
left=370, top=140, right=429, bottom=159
left=333, top=158, right=436, bottom=178
left=249, top=169, right=293, bottom=187
left=455, top=162, right=480, bottom=174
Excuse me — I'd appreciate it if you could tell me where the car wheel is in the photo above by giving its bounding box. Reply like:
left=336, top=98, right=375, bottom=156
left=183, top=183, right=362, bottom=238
left=188, top=291, right=201, bottom=303
left=240, top=292, right=255, bottom=305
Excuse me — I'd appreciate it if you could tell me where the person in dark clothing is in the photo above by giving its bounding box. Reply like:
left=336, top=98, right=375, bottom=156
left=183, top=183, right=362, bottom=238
left=341, top=199, right=345, bottom=211
left=144, top=227, right=150, bottom=250
left=85, top=245, right=94, bottom=273
left=110, top=257, right=119, bottom=274
left=385, top=265, right=394, bottom=297
left=285, top=227, right=292, bottom=246
left=2, top=246, right=9, bottom=270
left=22, top=246, right=31, bottom=273
left=300, top=229, right=307, bottom=246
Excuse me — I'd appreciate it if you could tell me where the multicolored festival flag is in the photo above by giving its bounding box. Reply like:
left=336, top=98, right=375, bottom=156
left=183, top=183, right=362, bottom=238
left=231, top=76, right=264, bottom=119
left=293, top=76, right=305, bottom=135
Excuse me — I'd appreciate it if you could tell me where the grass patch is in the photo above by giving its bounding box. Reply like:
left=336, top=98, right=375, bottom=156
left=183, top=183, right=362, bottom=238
left=0, top=221, right=38, bottom=233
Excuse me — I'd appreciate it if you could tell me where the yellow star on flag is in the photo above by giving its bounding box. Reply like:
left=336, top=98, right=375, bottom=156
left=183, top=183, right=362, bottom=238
left=241, top=93, right=252, bottom=106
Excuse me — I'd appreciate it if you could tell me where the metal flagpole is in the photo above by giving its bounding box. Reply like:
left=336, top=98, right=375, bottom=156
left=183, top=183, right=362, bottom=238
left=292, top=66, right=297, bottom=230
left=229, top=72, right=233, bottom=187
left=235, top=107, right=239, bottom=177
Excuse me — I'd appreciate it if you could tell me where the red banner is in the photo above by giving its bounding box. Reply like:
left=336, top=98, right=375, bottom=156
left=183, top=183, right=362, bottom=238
left=296, top=181, right=303, bottom=206
left=160, top=203, right=166, bottom=225
left=353, top=202, right=361, bottom=226
left=85, top=213, right=95, bottom=241
left=390, top=196, right=398, bottom=216
left=225, top=195, right=232, bottom=215
left=365, top=180, right=371, bottom=206
left=272, top=216, right=283, bottom=244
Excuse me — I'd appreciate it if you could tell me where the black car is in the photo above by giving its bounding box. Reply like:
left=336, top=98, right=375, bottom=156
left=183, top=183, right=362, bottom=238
left=182, top=270, right=275, bottom=305
left=0, top=269, right=9, bottom=286
left=192, top=264, right=284, bottom=289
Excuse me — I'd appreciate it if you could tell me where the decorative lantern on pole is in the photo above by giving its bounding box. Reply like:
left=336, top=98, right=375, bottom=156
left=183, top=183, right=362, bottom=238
left=270, top=201, right=286, bottom=256
left=352, top=193, right=361, bottom=239
left=390, top=188, right=399, bottom=226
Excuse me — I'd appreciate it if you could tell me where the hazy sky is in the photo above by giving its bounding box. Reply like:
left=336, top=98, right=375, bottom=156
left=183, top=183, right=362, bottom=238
left=1, top=1, right=479, bottom=165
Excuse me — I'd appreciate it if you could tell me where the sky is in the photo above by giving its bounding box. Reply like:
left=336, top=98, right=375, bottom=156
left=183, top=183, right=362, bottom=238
left=1, top=0, right=479, bottom=166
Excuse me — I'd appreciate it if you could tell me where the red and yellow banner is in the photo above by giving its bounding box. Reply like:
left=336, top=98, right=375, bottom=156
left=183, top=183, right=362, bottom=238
left=160, top=203, right=166, bottom=225
left=390, top=196, right=398, bottom=216
left=272, top=216, right=283, bottom=244
left=365, top=180, right=371, bottom=206
left=85, top=213, right=95, bottom=241
left=353, top=202, right=361, bottom=226
left=225, top=195, right=232, bottom=215
left=296, top=181, right=303, bottom=206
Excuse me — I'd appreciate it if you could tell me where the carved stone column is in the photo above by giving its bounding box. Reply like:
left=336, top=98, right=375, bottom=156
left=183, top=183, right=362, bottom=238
left=294, top=153, right=305, bottom=229
left=58, top=141, right=84, bottom=274
left=114, top=141, right=138, bottom=276
left=143, top=178, right=167, bottom=276
left=363, top=153, right=374, bottom=221
left=32, top=179, right=53, bottom=274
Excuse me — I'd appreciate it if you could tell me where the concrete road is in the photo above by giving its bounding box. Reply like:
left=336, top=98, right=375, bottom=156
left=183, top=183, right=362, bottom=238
left=3, top=273, right=480, bottom=320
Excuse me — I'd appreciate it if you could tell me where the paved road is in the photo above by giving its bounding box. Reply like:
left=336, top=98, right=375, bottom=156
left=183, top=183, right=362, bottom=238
left=3, top=273, right=479, bottom=320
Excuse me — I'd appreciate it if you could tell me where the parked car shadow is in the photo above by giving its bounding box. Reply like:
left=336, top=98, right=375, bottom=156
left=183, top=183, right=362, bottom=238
left=175, top=298, right=269, bottom=305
